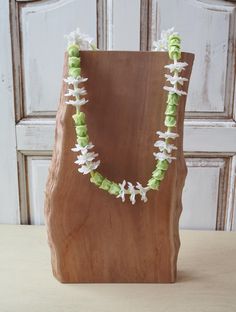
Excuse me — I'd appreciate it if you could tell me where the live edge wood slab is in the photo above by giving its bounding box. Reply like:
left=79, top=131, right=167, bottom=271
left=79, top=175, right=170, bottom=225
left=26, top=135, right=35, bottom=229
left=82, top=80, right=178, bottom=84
left=45, top=51, right=194, bottom=283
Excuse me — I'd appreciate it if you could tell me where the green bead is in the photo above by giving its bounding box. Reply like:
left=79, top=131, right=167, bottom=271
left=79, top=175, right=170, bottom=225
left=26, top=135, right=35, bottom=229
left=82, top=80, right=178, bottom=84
left=169, top=34, right=181, bottom=44
left=72, top=112, right=86, bottom=126
left=77, top=135, right=89, bottom=147
left=169, top=42, right=181, bottom=49
left=165, top=115, right=176, bottom=127
left=169, top=37, right=181, bottom=48
left=90, top=171, right=104, bottom=187
left=147, top=178, right=161, bottom=190
left=167, top=93, right=179, bottom=105
left=152, top=169, right=165, bottom=180
left=67, top=44, right=80, bottom=57
left=169, top=46, right=181, bottom=60
left=165, top=104, right=177, bottom=116
left=108, top=183, right=121, bottom=196
left=69, top=67, right=81, bottom=78
left=156, top=160, right=169, bottom=171
left=100, top=178, right=112, bottom=191
left=69, top=56, right=80, bottom=68
left=76, top=125, right=87, bottom=137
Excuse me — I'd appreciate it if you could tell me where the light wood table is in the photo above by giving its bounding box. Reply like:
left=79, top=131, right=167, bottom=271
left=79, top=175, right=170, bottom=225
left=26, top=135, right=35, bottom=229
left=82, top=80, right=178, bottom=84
left=0, top=225, right=235, bottom=312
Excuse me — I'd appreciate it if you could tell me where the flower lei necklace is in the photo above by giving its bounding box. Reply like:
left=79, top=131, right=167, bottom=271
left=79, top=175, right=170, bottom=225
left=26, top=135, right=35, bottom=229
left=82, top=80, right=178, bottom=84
left=64, top=28, right=188, bottom=205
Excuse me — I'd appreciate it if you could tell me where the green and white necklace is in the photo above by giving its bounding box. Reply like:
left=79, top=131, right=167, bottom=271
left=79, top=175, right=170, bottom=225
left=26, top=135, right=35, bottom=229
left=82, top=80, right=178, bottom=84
left=64, top=28, right=188, bottom=205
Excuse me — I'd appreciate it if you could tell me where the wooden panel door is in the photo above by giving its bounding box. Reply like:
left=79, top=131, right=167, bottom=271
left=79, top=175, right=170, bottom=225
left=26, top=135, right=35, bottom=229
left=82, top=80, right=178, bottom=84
left=1, top=0, right=236, bottom=230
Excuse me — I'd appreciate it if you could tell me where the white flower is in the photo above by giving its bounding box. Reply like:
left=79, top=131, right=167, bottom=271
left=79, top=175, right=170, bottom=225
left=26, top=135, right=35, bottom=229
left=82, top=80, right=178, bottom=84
left=154, top=140, right=177, bottom=153
left=152, top=40, right=167, bottom=52
left=163, top=86, right=187, bottom=96
left=71, top=143, right=94, bottom=154
left=164, top=62, right=188, bottom=73
left=153, top=152, right=176, bottom=163
left=128, top=182, right=136, bottom=205
left=65, top=28, right=96, bottom=50
left=152, top=27, right=176, bottom=51
left=75, top=152, right=98, bottom=165
left=156, top=131, right=179, bottom=140
left=65, top=87, right=87, bottom=97
left=78, top=160, right=100, bottom=174
left=165, top=74, right=188, bottom=86
left=65, top=98, right=88, bottom=106
left=136, top=182, right=149, bottom=203
left=117, top=180, right=126, bottom=202
left=64, top=76, right=88, bottom=88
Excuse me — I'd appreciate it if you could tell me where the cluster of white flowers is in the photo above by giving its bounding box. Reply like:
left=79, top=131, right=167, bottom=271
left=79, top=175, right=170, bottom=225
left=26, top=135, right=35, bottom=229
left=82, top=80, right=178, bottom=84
left=152, top=27, right=188, bottom=97
left=64, top=29, right=101, bottom=174
left=164, top=52, right=188, bottom=97
left=116, top=180, right=149, bottom=205
left=154, top=140, right=177, bottom=154
left=153, top=131, right=178, bottom=163
left=65, top=28, right=96, bottom=50
left=152, top=27, right=176, bottom=51
left=164, top=62, right=188, bottom=73
left=64, top=76, right=89, bottom=107
left=71, top=142, right=100, bottom=174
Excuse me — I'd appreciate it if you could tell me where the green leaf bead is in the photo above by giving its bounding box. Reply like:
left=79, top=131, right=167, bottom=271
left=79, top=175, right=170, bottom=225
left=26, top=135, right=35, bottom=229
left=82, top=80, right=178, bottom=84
left=165, top=104, right=177, bottom=116
left=90, top=171, right=104, bottom=187
left=169, top=41, right=180, bottom=49
left=76, top=125, right=87, bottom=137
left=69, top=67, right=81, bottom=78
left=168, top=46, right=181, bottom=60
left=73, top=112, right=86, bottom=126
left=147, top=178, right=161, bottom=190
left=77, top=135, right=89, bottom=147
left=156, top=160, right=169, bottom=171
left=165, top=115, right=176, bottom=127
left=99, top=178, right=112, bottom=191
left=67, top=44, right=80, bottom=57
left=168, top=34, right=181, bottom=44
left=167, top=93, right=179, bottom=105
left=108, top=183, right=121, bottom=196
left=69, top=56, right=80, bottom=68
left=152, top=169, right=165, bottom=180
left=169, top=37, right=181, bottom=48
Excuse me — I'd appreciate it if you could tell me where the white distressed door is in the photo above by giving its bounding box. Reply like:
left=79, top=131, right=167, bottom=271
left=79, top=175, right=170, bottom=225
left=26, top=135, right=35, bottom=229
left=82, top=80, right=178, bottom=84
left=1, top=0, right=236, bottom=230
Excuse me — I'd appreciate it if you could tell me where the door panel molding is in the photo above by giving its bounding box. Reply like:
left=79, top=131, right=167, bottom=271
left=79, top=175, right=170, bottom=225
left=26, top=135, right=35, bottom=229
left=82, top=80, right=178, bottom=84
left=140, top=0, right=236, bottom=119
left=10, top=0, right=97, bottom=119
left=15, top=119, right=236, bottom=153
left=17, top=152, right=51, bottom=224
left=183, top=155, right=233, bottom=230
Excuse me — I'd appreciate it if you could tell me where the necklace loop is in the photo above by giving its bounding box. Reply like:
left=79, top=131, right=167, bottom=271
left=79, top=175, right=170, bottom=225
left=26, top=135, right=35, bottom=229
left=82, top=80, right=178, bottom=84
left=64, top=28, right=188, bottom=205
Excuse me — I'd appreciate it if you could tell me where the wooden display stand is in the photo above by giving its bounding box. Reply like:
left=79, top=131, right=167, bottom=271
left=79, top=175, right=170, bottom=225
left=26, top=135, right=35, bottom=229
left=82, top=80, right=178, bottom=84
left=45, top=51, right=194, bottom=283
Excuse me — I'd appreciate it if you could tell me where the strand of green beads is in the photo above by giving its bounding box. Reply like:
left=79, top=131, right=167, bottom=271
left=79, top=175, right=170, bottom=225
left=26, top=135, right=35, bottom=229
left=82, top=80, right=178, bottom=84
left=68, top=44, right=90, bottom=148
left=67, top=44, right=122, bottom=197
left=90, top=171, right=121, bottom=197
left=147, top=33, right=182, bottom=191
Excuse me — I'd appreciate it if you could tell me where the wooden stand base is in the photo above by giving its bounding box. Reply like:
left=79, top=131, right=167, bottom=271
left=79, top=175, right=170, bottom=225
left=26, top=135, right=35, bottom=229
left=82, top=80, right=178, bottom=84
left=45, top=51, right=194, bottom=283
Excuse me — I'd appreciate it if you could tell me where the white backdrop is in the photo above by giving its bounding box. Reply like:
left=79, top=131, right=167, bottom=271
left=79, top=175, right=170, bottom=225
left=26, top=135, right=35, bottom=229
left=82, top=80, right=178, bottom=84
left=0, top=0, right=236, bottom=230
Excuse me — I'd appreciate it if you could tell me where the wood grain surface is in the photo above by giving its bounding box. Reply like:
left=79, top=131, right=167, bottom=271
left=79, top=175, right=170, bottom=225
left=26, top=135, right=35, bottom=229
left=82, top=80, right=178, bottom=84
left=45, top=51, right=194, bottom=283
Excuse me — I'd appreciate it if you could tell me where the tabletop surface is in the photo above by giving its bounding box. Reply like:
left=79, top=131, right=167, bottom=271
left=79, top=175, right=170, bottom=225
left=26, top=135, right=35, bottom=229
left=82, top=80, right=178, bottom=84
left=0, top=225, right=235, bottom=312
